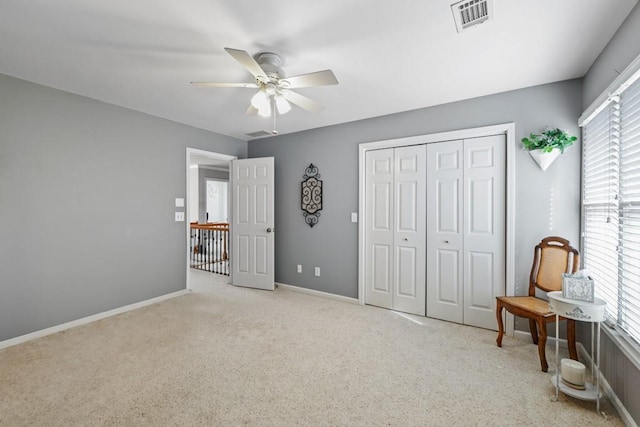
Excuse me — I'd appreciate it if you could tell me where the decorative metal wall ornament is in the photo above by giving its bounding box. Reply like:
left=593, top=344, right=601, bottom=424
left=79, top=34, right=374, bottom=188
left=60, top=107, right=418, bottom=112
left=301, top=163, right=323, bottom=227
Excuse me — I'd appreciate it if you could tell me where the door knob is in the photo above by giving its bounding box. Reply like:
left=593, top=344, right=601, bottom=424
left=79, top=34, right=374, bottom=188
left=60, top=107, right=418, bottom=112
left=444, top=240, right=449, bottom=243
left=403, top=238, right=408, bottom=241
left=267, top=228, right=272, bottom=233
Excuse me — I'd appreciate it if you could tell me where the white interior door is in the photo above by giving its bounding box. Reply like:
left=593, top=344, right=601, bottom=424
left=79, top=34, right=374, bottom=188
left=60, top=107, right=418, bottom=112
left=365, top=146, right=426, bottom=316
left=365, top=149, right=394, bottom=310
left=426, top=140, right=464, bottom=323
left=393, top=145, right=426, bottom=316
left=426, top=136, right=506, bottom=329
left=231, top=157, right=274, bottom=290
left=463, top=135, right=505, bottom=329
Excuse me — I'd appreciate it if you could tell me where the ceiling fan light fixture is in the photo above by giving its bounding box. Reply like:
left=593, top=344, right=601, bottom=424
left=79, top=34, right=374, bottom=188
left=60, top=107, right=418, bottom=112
left=257, top=100, right=271, bottom=117
left=250, top=90, right=269, bottom=111
left=274, top=94, right=291, bottom=115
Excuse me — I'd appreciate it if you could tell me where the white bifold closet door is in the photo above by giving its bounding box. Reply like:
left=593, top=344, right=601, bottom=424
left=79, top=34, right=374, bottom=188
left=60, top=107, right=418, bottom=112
left=365, top=145, right=426, bottom=316
left=426, top=135, right=505, bottom=330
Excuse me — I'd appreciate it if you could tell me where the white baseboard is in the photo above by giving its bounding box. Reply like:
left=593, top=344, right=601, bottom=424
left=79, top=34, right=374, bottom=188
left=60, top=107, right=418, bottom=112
left=276, top=282, right=358, bottom=305
left=577, top=343, right=637, bottom=427
left=0, top=289, right=189, bottom=350
left=513, top=329, right=570, bottom=348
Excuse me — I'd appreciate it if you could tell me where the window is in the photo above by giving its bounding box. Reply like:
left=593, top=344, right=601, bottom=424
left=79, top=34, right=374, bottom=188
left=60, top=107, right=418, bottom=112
left=581, top=75, right=640, bottom=346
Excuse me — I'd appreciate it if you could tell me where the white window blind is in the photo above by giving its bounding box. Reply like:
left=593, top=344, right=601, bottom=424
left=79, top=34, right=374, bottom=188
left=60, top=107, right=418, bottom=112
left=582, top=75, right=640, bottom=345
left=583, top=102, right=620, bottom=322
left=619, top=80, right=640, bottom=343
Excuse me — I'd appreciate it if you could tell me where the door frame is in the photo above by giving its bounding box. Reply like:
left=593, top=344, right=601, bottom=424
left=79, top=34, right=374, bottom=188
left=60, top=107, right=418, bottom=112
left=186, top=148, right=237, bottom=290
left=357, top=123, right=516, bottom=336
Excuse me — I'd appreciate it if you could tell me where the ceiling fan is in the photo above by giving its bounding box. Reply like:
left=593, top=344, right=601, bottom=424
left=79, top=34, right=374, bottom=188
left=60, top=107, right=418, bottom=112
left=191, top=48, right=338, bottom=118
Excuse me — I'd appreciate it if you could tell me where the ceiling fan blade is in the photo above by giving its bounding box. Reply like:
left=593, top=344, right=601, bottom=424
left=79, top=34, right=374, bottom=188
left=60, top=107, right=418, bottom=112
left=281, top=70, right=338, bottom=89
left=191, top=82, right=258, bottom=88
left=224, top=47, right=267, bottom=81
left=281, top=90, right=324, bottom=113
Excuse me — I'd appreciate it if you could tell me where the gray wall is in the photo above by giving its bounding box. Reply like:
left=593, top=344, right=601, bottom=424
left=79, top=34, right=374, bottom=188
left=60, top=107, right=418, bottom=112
left=0, top=73, right=246, bottom=342
left=249, top=79, right=583, bottom=309
left=197, top=168, right=229, bottom=223
left=580, top=2, right=640, bottom=423
left=583, top=2, right=640, bottom=109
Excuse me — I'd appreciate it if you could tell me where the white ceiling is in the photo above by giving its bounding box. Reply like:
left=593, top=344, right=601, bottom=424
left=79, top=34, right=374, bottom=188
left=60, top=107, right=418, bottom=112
left=0, top=0, right=637, bottom=140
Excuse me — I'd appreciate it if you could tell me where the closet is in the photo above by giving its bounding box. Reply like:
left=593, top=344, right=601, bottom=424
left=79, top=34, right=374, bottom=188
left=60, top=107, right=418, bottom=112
left=364, top=134, right=506, bottom=330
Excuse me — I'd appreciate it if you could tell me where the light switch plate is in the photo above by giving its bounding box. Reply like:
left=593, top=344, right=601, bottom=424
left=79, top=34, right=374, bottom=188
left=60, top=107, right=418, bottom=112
left=351, top=212, right=358, bottom=223
left=175, top=198, right=184, bottom=208
left=314, top=267, right=320, bottom=277
left=175, top=212, right=185, bottom=222
left=297, top=264, right=302, bottom=273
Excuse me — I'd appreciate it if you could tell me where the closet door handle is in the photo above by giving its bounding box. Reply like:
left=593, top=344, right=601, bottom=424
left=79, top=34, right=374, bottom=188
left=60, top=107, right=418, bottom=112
left=444, top=240, right=449, bottom=243
left=403, top=238, right=408, bottom=241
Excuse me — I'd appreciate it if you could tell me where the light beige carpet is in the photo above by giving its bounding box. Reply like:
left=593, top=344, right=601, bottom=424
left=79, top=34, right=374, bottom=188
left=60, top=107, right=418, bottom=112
left=0, top=270, right=623, bottom=426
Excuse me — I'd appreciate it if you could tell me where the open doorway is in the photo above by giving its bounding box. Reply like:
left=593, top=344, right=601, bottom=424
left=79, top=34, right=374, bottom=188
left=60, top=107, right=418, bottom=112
left=186, top=148, right=236, bottom=290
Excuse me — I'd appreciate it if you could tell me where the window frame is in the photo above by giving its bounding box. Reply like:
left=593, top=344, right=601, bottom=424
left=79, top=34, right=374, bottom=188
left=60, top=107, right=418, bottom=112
left=580, top=57, right=640, bottom=357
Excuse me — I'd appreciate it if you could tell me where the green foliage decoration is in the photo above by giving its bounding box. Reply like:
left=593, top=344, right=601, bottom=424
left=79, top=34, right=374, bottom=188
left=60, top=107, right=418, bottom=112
left=521, top=127, right=577, bottom=153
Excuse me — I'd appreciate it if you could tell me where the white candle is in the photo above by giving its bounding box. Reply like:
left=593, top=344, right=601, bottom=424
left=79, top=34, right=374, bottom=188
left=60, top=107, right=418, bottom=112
left=561, top=358, right=586, bottom=386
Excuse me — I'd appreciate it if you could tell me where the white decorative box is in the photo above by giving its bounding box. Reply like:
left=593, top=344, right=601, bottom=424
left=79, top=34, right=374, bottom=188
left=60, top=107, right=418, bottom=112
left=562, top=272, right=594, bottom=303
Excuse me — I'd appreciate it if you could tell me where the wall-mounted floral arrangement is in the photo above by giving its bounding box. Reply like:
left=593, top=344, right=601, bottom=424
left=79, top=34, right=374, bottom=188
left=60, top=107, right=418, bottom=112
left=522, top=127, right=577, bottom=171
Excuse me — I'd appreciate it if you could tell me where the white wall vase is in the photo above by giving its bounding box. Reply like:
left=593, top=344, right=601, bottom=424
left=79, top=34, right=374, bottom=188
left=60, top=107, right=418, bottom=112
left=528, top=148, right=561, bottom=171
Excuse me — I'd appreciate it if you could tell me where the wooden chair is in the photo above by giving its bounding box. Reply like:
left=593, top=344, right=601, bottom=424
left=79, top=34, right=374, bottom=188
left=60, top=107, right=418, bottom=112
left=496, top=236, right=580, bottom=372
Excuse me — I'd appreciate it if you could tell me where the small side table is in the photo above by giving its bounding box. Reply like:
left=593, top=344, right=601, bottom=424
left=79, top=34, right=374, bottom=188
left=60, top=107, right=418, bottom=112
left=547, top=291, right=606, bottom=414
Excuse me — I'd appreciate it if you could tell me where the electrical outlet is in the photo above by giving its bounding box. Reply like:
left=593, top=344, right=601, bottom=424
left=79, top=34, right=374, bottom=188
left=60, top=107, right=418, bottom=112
left=297, top=264, right=302, bottom=273
left=314, top=267, right=320, bottom=277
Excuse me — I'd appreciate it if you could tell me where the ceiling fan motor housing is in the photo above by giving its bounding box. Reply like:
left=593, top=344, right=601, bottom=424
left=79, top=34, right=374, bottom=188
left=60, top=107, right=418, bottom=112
left=256, top=52, right=285, bottom=79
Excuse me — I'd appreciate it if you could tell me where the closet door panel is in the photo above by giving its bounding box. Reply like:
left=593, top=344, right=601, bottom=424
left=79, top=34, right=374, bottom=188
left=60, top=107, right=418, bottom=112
left=436, top=179, right=460, bottom=233
left=365, top=149, right=394, bottom=309
left=463, top=135, right=506, bottom=330
left=427, top=141, right=464, bottom=323
left=468, top=178, right=494, bottom=234
left=435, top=249, right=460, bottom=304
left=467, top=251, right=494, bottom=308
left=393, top=145, right=426, bottom=316
left=397, top=246, right=418, bottom=297
left=372, top=244, right=392, bottom=293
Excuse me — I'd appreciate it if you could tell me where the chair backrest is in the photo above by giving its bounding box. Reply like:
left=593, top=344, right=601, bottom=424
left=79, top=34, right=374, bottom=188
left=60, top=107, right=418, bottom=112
left=529, top=236, right=580, bottom=295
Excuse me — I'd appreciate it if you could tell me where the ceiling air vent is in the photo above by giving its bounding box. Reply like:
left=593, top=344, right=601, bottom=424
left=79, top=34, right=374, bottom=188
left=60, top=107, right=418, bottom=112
left=451, top=0, right=493, bottom=32
left=246, top=130, right=277, bottom=138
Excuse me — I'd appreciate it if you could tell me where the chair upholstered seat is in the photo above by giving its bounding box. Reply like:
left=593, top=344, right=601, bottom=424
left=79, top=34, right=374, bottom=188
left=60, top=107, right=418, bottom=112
left=496, top=296, right=554, bottom=318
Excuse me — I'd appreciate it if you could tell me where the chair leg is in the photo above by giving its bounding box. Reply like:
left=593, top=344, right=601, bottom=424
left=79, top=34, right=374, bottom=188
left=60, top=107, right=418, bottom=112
left=567, top=319, right=578, bottom=360
left=496, top=301, right=504, bottom=347
left=529, top=319, right=539, bottom=345
left=536, top=318, right=549, bottom=372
